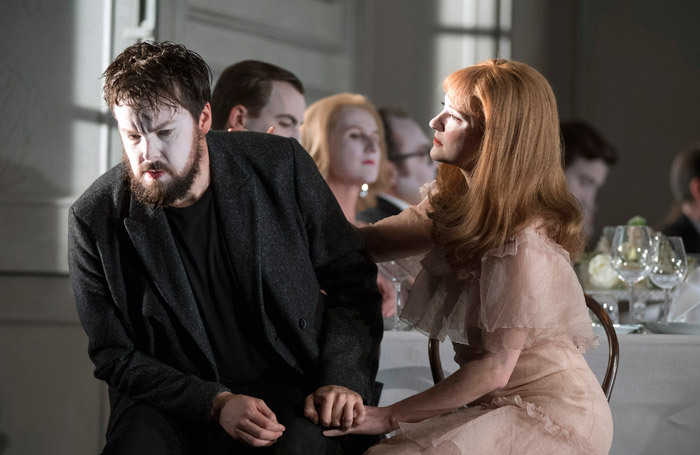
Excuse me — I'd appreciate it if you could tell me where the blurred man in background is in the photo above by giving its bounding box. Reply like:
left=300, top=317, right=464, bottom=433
left=358, top=107, right=437, bottom=223
left=561, top=120, right=618, bottom=239
left=663, top=141, right=700, bottom=253
left=211, top=60, right=305, bottom=140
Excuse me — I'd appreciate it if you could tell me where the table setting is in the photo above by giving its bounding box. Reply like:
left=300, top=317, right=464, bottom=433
left=644, top=264, right=700, bottom=333
left=578, top=222, right=700, bottom=335
left=554, top=223, right=700, bottom=453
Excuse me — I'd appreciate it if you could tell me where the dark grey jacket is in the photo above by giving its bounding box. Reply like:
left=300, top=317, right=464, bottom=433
left=68, top=131, right=382, bottom=425
left=662, top=213, right=700, bottom=254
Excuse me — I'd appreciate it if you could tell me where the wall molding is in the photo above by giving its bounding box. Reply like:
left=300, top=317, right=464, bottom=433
left=187, top=5, right=350, bottom=54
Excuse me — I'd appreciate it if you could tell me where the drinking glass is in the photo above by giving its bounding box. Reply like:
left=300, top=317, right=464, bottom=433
left=600, top=298, right=620, bottom=324
left=610, top=225, right=653, bottom=323
left=649, top=235, right=687, bottom=322
left=378, top=261, right=411, bottom=330
left=390, top=277, right=405, bottom=330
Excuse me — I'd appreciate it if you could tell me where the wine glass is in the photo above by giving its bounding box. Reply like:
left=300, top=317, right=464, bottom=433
left=649, top=235, right=687, bottom=322
left=378, top=261, right=412, bottom=330
left=610, top=225, right=653, bottom=323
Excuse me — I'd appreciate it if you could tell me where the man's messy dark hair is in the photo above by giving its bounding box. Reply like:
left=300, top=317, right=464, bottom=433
left=561, top=120, right=617, bottom=168
left=102, top=41, right=212, bottom=120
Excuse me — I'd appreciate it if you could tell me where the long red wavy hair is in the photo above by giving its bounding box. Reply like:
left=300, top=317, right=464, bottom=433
left=429, top=59, right=585, bottom=266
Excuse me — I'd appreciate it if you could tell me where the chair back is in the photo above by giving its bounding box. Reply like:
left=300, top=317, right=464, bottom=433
left=584, top=293, right=619, bottom=401
left=428, top=338, right=444, bottom=384
left=428, top=293, right=619, bottom=401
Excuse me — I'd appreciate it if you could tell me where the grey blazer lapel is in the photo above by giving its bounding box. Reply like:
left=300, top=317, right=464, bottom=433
left=123, top=198, right=217, bottom=370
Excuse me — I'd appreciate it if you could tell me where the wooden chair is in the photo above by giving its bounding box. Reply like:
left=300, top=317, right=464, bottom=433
left=428, top=293, right=619, bottom=401
left=584, top=293, right=619, bottom=401
left=428, top=337, right=445, bottom=385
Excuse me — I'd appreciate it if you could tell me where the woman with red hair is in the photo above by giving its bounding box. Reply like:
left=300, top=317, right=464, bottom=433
left=324, top=60, right=613, bottom=454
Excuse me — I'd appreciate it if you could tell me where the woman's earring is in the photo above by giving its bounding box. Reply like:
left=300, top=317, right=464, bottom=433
left=359, top=183, right=369, bottom=198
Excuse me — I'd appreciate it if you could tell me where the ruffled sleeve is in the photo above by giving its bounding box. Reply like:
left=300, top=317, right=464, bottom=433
left=400, top=227, right=598, bottom=355
left=478, top=228, right=597, bottom=353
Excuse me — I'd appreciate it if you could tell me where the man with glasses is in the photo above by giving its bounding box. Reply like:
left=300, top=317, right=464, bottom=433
left=358, top=107, right=437, bottom=223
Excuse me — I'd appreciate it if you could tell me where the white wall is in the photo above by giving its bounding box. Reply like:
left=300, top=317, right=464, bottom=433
left=0, top=1, right=106, bottom=273
left=158, top=0, right=369, bottom=104
left=366, top=0, right=513, bottom=140
left=0, top=1, right=111, bottom=453
left=512, top=0, right=700, bottom=239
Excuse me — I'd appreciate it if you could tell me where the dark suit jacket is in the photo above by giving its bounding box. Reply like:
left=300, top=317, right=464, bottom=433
left=357, top=194, right=403, bottom=224
left=68, top=131, right=383, bottom=425
left=662, top=213, right=700, bottom=254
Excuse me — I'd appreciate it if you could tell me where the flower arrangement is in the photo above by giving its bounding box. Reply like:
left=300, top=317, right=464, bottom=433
left=586, top=254, right=619, bottom=288
left=575, top=216, right=648, bottom=290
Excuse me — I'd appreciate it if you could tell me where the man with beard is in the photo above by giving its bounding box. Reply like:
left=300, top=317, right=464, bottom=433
left=68, top=41, right=382, bottom=454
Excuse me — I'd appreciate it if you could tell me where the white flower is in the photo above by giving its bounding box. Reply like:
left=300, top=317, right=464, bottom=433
left=588, top=254, right=620, bottom=289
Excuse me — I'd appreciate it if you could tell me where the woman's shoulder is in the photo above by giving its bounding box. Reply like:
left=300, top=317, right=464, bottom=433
left=482, top=222, right=571, bottom=264
left=419, top=179, right=438, bottom=200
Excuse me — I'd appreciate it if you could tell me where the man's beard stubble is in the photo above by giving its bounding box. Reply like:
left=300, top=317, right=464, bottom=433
left=124, top=130, right=205, bottom=208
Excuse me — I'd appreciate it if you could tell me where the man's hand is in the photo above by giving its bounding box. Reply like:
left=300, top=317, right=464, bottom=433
left=303, top=385, right=365, bottom=430
left=213, top=392, right=285, bottom=447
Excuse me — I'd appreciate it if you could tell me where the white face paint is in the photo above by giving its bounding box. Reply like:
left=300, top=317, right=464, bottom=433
left=244, top=81, right=306, bottom=140
left=115, top=103, right=203, bottom=206
left=327, top=106, right=381, bottom=185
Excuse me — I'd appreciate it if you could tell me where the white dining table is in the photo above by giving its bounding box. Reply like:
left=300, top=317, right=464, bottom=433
left=377, top=328, right=700, bottom=454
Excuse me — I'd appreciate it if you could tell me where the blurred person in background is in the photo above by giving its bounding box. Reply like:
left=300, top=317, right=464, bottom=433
left=301, top=93, right=396, bottom=317
left=662, top=141, right=700, bottom=253
left=301, top=93, right=388, bottom=225
left=211, top=60, right=305, bottom=139
left=561, top=120, right=617, bottom=240
left=358, top=107, right=437, bottom=224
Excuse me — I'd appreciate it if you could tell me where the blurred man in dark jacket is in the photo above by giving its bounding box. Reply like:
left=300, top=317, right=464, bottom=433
left=663, top=141, right=700, bottom=253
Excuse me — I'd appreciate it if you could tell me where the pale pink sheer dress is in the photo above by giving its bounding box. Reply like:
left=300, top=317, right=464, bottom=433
left=360, top=188, right=613, bottom=455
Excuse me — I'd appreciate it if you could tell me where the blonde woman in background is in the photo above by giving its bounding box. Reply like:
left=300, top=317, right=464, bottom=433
left=301, top=93, right=388, bottom=223
left=323, top=60, right=613, bottom=454
left=301, top=93, right=396, bottom=317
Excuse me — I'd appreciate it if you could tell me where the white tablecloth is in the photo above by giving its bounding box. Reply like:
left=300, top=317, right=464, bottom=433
left=377, top=329, right=700, bottom=454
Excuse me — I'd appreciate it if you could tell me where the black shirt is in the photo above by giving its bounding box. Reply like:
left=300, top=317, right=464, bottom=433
left=165, top=186, right=272, bottom=389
